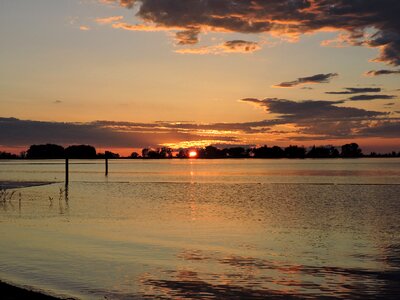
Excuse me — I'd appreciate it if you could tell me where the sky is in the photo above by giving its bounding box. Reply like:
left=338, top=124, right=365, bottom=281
left=0, top=0, right=399, bottom=155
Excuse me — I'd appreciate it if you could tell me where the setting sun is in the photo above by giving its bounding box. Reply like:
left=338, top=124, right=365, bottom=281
left=188, top=150, right=198, bottom=158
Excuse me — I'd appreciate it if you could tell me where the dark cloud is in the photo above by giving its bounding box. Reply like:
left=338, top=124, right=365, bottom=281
left=240, top=98, right=386, bottom=122
left=106, top=0, right=400, bottom=65
left=222, top=40, right=260, bottom=53
left=239, top=97, right=398, bottom=139
left=326, top=87, right=381, bottom=95
left=273, top=73, right=338, bottom=88
left=348, top=94, right=396, bottom=101
left=1, top=102, right=398, bottom=151
left=175, top=28, right=200, bottom=45
left=0, top=117, right=235, bottom=148
left=359, top=122, right=400, bottom=138
left=365, top=69, right=400, bottom=76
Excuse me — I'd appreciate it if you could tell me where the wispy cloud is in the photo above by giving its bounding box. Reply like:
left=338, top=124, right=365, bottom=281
left=79, top=25, right=91, bottom=31
left=347, top=95, right=396, bottom=101
left=273, top=73, right=338, bottom=88
left=365, top=69, right=400, bottom=76
left=176, top=40, right=261, bottom=55
left=95, top=16, right=124, bottom=25
left=326, top=87, right=381, bottom=95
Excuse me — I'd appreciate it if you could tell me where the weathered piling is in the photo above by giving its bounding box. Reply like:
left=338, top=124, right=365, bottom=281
left=65, top=158, right=69, bottom=186
left=105, top=158, right=108, bottom=176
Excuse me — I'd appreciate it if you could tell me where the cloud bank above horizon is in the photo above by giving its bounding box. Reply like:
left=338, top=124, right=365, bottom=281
left=100, top=0, right=400, bottom=65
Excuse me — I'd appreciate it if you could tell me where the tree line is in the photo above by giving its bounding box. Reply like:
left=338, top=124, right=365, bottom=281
left=0, top=144, right=119, bottom=159
left=1, top=142, right=399, bottom=159
left=139, top=143, right=366, bottom=159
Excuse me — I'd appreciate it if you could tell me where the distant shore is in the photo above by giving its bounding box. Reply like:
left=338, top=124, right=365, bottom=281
left=1, top=142, right=399, bottom=160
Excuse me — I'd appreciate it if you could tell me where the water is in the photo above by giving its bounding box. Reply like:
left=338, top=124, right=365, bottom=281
left=0, top=158, right=399, bottom=299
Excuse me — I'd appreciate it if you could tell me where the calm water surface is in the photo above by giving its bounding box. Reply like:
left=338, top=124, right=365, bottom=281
left=0, top=159, right=399, bottom=299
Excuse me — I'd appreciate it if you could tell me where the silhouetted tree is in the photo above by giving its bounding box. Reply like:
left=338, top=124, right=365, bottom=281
left=142, top=148, right=149, bottom=158
left=252, top=145, right=268, bottom=158
left=159, top=147, right=173, bottom=158
left=177, top=149, right=188, bottom=158
left=105, top=151, right=119, bottom=158
left=26, top=144, right=65, bottom=159
left=285, top=145, right=306, bottom=158
left=0, top=151, right=18, bottom=159
left=65, top=145, right=97, bottom=159
left=225, top=147, right=248, bottom=158
left=204, top=146, right=225, bottom=158
left=307, top=146, right=339, bottom=158
left=252, top=145, right=285, bottom=158
left=130, top=152, right=139, bottom=159
left=341, top=143, right=362, bottom=158
left=270, top=146, right=285, bottom=158
left=147, top=150, right=161, bottom=159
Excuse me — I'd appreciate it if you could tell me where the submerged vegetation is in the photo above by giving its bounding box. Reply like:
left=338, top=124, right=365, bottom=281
left=0, top=189, right=21, bottom=211
left=0, top=143, right=399, bottom=160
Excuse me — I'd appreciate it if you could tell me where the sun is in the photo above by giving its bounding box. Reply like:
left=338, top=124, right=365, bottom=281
left=188, top=150, right=198, bottom=158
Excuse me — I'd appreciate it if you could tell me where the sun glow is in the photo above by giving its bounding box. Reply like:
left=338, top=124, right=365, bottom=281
left=189, top=150, right=198, bottom=158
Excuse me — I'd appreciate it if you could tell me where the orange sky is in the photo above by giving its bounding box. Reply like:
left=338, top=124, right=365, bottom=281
left=0, top=1, right=399, bottom=154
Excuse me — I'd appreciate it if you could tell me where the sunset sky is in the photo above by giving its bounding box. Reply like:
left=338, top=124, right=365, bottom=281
left=1, top=0, right=399, bottom=155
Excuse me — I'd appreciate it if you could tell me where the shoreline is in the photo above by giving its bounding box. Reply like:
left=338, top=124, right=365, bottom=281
left=0, top=181, right=56, bottom=190
left=0, top=280, right=62, bottom=300
left=0, top=182, right=69, bottom=299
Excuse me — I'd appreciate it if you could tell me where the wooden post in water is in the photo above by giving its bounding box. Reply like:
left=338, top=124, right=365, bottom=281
left=105, top=158, right=108, bottom=176
left=65, top=158, right=69, bottom=186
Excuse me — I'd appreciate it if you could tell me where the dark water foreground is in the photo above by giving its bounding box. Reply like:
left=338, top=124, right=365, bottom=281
left=0, top=159, right=399, bottom=299
left=0, top=280, right=60, bottom=300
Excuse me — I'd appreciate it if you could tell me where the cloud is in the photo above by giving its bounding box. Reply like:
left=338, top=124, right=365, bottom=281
left=79, top=26, right=91, bottom=31
left=175, top=40, right=261, bottom=55
left=1, top=101, right=398, bottom=152
left=273, top=73, right=338, bottom=88
left=359, top=121, right=400, bottom=138
left=326, top=87, right=381, bottom=94
left=100, top=0, right=135, bottom=8
left=111, top=22, right=177, bottom=32
left=365, top=69, right=400, bottom=76
left=348, top=95, right=396, bottom=101
left=239, top=97, right=400, bottom=140
left=240, top=98, right=385, bottom=121
left=175, top=28, right=200, bottom=45
left=103, top=0, right=400, bottom=65
left=0, top=117, right=235, bottom=149
left=53, top=100, right=62, bottom=104
left=95, top=16, right=124, bottom=25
